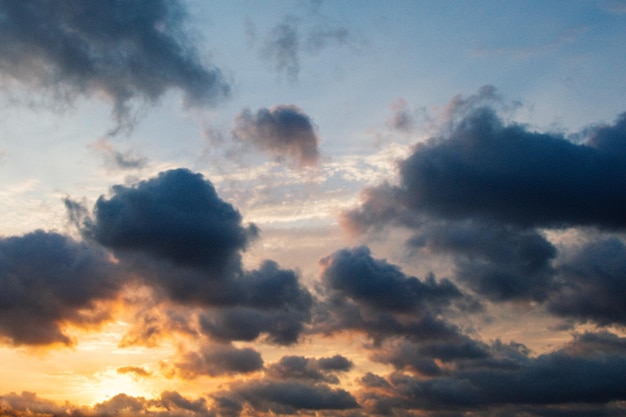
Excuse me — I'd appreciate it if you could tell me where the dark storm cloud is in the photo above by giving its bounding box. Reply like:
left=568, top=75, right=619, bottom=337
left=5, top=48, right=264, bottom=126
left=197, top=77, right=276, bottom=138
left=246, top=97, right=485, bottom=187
left=266, top=354, right=353, bottom=383
left=410, top=221, right=557, bottom=302
left=357, top=332, right=626, bottom=416
left=232, top=105, right=321, bottom=168
left=78, top=168, right=257, bottom=275
left=549, top=237, right=626, bottom=326
left=345, top=108, right=626, bottom=231
left=172, top=343, right=263, bottom=378
left=223, top=380, right=359, bottom=414
left=0, top=230, right=121, bottom=346
left=0, top=0, right=229, bottom=130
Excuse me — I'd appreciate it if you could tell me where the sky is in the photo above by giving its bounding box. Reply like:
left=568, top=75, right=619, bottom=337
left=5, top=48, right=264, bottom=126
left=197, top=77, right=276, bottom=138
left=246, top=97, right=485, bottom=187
left=0, top=1, right=626, bottom=416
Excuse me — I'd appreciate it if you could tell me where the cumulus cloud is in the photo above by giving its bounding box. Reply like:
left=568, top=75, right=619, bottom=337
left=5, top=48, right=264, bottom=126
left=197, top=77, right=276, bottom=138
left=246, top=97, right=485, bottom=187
left=170, top=343, right=264, bottom=379
left=265, top=355, right=353, bottom=383
left=346, top=107, right=626, bottom=232
left=319, top=246, right=462, bottom=313
left=67, top=168, right=313, bottom=344
left=198, top=263, right=313, bottom=344
left=549, top=237, right=626, bottom=325
left=232, top=105, right=321, bottom=168
left=314, top=246, right=468, bottom=346
left=76, top=168, right=257, bottom=276
left=409, top=221, right=558, bottom=302
left=0, top=0, right=229, bottom=130
left=344, top=88, right=626, bottom=314
left=0, top=230, right=122, bottom=346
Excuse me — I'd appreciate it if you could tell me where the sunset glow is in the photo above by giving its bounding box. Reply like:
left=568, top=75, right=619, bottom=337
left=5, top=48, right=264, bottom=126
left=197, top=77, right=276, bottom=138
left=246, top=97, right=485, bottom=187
left=1, top=1, right=626, bottom=416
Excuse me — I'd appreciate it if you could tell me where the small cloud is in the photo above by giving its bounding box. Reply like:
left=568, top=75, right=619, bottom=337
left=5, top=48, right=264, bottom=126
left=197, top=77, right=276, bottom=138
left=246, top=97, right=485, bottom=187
left=116, top=366, right=152, bottom=378
left=232, top=105, right=321, bottom=168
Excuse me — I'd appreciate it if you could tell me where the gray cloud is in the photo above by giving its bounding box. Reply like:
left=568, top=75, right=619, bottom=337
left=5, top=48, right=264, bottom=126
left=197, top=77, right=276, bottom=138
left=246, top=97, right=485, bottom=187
left=68, top=168, right=313, bottom=345
left=171, top=343, right=264, bottom=379
left=320, top=246, right=462, bottom=313
left=549, top=237, right=626, bottom=326
left=232, top=105, right=321, bottom=168
left=344, top=89, right=626, bottom=310
left=0, top=230, right=122, bottom=346
left=0, top=0, right=229, bottom=131
left=346, top=107, right=626, bottom=232
left=314, top=246, right=469, bottom=346
left=75, top=168, right=257, bottom=277
left=357, top=332, right=626, bottom=416
left=254, top=14, right=355, bottom=81
left=265, top=355, right=353, bottom=383
left=223, top=380, right=359, bottom=414
left=409, top=221, right=557, bottom=302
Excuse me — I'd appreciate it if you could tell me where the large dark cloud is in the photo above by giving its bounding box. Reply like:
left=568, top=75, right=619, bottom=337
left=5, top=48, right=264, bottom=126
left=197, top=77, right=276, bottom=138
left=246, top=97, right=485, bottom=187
left=0, top=230, right=122, bottom=346
left=232, top=105, right=321, bottom=168
left=344, top=89, right=626, bottom=312
left=0, top=0, right=229, bottom=129
left=68, top=168, right=313, bottom=344
left=77, top=168, right=257, bottom=276
left=346, top=107, right=626, bottom=231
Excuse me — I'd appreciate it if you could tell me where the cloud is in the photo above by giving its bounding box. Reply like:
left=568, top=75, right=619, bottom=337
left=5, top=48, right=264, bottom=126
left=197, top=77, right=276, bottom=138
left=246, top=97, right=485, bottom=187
left=0, top=0, right=229, bottom=130
left=549, top=237, right=626, bottom=326
left=319, top=246, right=462, bottom=313
left=409, top=220, right=557, bottom=302
left=66, top=168, right=314, bottom=346
left=347, top=107, right=626, bottom=231
left=171, top=343, right=264, bottom=379
left=76, top=168, right=257, bottom=276
left=117, top=366, right=152, bottom=378
left=0, top=230, right=122, bottom=346
left=265, top=354, right=353, bottom=383
left=314, top=246, right=469, bottom=346
left=254, top=14, right=355, bottom=81
left=344, top=89, right=626, bottom=309
left=261, top=19, right=300, bottom=80
left=232, top=105, right=321, bottom=168
left=223, top=380, right=359, bottom=414
left=386, top=98, right=416, bottom=133
left=91, top=138, right=148, bottom=170
left=357, top=332, right=626, bottom=415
